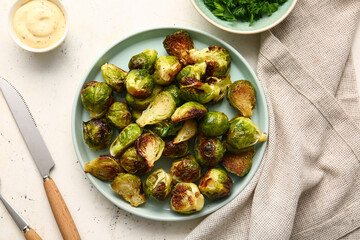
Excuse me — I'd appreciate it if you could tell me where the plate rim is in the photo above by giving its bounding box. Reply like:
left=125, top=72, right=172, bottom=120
left=71, top=25, right=269, bottom=221
left=190, top=0, right=298, bottom=34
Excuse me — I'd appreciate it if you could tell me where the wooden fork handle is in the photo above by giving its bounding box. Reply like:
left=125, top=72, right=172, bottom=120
left=43, top=177, right=81, bottom=240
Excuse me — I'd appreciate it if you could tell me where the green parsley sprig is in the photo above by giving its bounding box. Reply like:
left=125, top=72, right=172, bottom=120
left=204, top=0, right=288, bottom=26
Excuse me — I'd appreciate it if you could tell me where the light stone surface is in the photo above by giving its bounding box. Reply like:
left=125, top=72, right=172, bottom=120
left=0, top=1, right=358, bottom=239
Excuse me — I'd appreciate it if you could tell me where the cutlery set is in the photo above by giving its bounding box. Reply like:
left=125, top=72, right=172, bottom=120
left=0, top=77, right=80, bottom=239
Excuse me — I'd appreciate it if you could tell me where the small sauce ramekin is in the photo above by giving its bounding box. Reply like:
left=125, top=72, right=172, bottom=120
left=8, top=0, right=69, bottom=53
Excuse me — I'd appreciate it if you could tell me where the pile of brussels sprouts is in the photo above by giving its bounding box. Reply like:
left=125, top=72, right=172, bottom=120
left=80, top=30, right=267, bottom=214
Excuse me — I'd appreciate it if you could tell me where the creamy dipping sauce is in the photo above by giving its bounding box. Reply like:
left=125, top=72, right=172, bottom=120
left=13, top=0, right=66, bottom=49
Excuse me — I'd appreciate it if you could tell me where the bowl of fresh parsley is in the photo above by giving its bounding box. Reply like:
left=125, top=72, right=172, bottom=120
left=191, top=0, right=297, bottom=34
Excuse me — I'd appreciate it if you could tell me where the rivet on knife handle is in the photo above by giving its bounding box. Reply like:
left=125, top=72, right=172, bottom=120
left=43, top=177, right=81, bottom=240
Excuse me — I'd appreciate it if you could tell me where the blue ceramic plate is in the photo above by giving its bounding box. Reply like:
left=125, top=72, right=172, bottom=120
left=71, top=26, right=268, bottom=221
left=191, top=0, right=297, bottom=34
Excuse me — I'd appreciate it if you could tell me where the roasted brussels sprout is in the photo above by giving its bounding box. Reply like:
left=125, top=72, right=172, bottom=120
left=125, top=69, right=154, bottom=99
left=170, top=154, right=201, bottom=183
left=227, top=80, right=256, bottom=117
left=179, top=77, right=220, bottom=104
left=194, top=134, right=226, bottom=167
left=222, top=148, right=255, bottom=177
left=82, top=118, right=113, bottom=150
left=170, top=183, right=204, bottom=214
left=101, top=63, right=128, bottom=93
left=176, top=62, right=207, bottom=83
left=109, top=123, right=143, bottom=157
left=81, top=81, right=114, bottom=118
left=136, top=91, right=177, bottom=127
left=84, top=155, right=123, bottom=181
left=204, top=75, right=232, bottom=103
left=163, top=84, right=182, bottom=107
left=126, top=85, right=163, bottom=111
left=143, top=169, right=172, bottom=201
left=191, top=45, right=231, bottom=78
left=153, top=56, right=182, bottom=85
left=131, top=109, right=143, bottom=121
left=173, top=119, right=198, bottom=144
left=162, top=139, right=190, bottom=158
left=225, top=117, right=267, bottom=153
left=105, top=102, right=132, bottom=130
left=149, top=120, right=183, bottom=138
left=199, top=111, right=229, bottom=137
left=198, top=168, right=233, bottom=200
left=111, top=173, right=146, bottom=207
left=171, top=101, right=207, bottom=122
left=163, top=30, right=195, bottom=65
left=128, top=49, right=158, bottom=73
left=135, top=131, right=165, bottom=167
left=120, top=147, right=153, bottom=176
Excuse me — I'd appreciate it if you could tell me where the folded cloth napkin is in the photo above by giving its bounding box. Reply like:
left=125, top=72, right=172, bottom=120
left=186, top=1, right=360, bottom=239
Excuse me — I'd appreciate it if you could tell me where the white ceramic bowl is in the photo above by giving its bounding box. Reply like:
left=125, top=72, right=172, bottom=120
left=8, top=0, right=69, bottom=53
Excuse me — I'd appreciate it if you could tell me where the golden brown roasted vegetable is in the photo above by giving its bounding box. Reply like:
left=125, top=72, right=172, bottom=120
left=84, top=155, right=123, bottom=181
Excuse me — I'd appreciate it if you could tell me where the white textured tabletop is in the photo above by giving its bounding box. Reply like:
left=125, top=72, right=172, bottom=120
left=0, top=1, right=359, bottom=239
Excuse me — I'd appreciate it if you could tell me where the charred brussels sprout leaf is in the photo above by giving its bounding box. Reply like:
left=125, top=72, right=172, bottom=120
left=128, top=49, right=158, bottom=73
left=173, top=119, right=198, bottom=144
left=227, top=80, right=256, bottom=117
left=163, top=30, right=195, bottom=66
left=163, top=139, right=190, bottom=158
left=225, top=117, right=267, bottom=153
left=143, top=169, right=172, bottom=201
left=163, top=84, right=182, bottom=107
left=170, top=183, right=204, bottom=214
left=125, top=69, right=154, bottom=99
left=194, top=134, right=226, bottom=167
left=198, top=168, right=233, bottom=200
left=176, top=62, right=207, bottom=83
left=135, top=131, right=165, bottom=167
left=149, top=120, right=183, bottom=138
left=106, top=102, right=132, bottom=130
left=81, top=81, right=114, bottom=119
left=153, top=56, right=182, bottom=85
left=101, top=63, right=128, bottom=93
left=84, top=155, right=123, bottom=181
left=111, top=173, right=146, bottom=207
left=199, top=111, right=229, bottom=137
left=82, top=118, right=113, bottom=150
left=136, top=91, right=176, bottom=127
left=170, top=154, right=201, bottom=183
left=109, top=123, right=143, bottom=157
left=120, top=147, right=153, bottom=176
left=179, top=77, right=220, bottom=104
left=126, top=85, right=163, bottom=110
left=171, top=101, right=207, bottom=123
left=191, top=45, right=231, bottom=78
left=222, top=148, right=255, bottom=177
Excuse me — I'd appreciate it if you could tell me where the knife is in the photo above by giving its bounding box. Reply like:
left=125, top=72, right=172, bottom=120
left=0, top=192, right=42, bottom=240
left=0, top=77, right=81, bottom=240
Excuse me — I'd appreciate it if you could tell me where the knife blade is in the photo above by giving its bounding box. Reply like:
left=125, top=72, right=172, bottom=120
left=0, top=77, right=81, bottom=240
left=0, top=193, right=42, bottom=240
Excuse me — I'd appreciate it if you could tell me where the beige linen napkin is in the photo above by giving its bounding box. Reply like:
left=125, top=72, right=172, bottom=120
left=187, top=1, right=360, bottom=239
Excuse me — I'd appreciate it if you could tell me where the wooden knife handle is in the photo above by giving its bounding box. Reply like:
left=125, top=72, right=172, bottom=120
left=43, top=177, right=81, bottom=240
left=24, top=228, right=42, bottom=240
